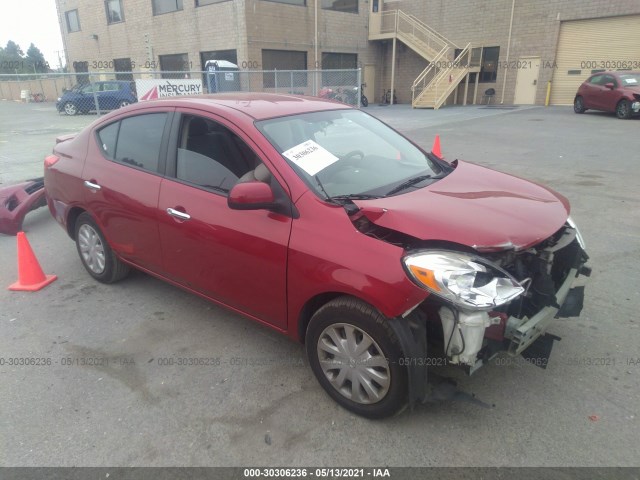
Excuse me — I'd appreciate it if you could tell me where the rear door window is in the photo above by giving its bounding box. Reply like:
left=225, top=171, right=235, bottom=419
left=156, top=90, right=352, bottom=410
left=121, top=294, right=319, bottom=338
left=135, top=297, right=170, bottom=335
left=114, top=113, right=167, bottom=172
left=96, top=113, right=168, bottom=173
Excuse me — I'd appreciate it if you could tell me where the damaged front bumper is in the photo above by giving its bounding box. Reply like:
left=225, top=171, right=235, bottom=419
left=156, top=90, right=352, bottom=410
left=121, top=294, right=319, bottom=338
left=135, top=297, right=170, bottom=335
left=505, top=268, right=586, bottom=356
left=0, top=178, right=47, bottom=235
left=389, top=223, right=591, bottom=408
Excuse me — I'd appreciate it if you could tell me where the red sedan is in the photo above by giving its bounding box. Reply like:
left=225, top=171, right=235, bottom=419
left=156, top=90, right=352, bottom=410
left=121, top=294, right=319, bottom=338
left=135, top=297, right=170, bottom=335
left=44, top=93, right=590, bottom=418
left=574, top=71, right=640, bottom=119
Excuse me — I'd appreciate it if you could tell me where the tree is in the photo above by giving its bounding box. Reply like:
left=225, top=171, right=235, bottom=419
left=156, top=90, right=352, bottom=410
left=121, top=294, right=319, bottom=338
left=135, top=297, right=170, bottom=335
left=0, top=40, right=51, bottom=74
left=0, top=41, right=23, bottom=74
left=26, top=43, right=48, bottom=73
left=4, top=40, right=24, bottom=58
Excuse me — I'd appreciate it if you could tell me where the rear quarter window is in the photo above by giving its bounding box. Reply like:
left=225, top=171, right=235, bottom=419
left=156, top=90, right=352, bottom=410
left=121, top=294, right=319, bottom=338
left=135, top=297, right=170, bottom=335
left=97, top=122, right=120, bottom=158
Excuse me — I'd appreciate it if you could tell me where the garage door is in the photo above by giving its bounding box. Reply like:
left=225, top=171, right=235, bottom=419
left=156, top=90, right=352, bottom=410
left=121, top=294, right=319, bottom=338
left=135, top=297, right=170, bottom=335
left=550, top=15, right=640, bottom=105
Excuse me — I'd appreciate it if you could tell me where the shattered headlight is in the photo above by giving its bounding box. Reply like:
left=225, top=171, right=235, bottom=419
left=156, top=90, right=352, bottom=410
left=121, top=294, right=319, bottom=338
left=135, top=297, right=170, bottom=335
left=403, top=250, right=524, bottom=310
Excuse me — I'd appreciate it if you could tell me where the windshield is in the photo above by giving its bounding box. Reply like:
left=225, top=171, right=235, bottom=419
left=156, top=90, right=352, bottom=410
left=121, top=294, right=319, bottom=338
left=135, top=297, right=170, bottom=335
left=255, top=109, right=445, bottom=199
left=619, top=74, right=640, bottom=87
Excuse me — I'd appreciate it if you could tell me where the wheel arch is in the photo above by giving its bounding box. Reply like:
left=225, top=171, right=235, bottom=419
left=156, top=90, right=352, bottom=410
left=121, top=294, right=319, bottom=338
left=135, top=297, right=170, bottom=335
left=296, top=291, right=346, bottom=344
left=66, top=206, right=86, bottom=240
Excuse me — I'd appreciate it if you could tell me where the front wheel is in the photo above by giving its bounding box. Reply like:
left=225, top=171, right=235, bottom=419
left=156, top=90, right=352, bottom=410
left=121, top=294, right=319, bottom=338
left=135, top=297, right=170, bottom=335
left=74, top=212, right=130, bottom=283
left=306, top=297, right=408, bottom=419
left=573, top=96, right=586, bottom=114
left=616, top=99, right=632, bottom=119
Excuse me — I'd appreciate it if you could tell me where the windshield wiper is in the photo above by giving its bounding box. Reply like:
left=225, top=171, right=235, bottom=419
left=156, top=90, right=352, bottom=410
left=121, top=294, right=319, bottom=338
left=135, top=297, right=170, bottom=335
left=385, top=174, right=441, bottom=196
left=328, top=193, right=384, bottom=203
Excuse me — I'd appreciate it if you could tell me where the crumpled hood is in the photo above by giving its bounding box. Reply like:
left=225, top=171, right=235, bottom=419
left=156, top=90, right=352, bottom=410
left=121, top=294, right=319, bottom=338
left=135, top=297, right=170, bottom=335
left=353, top=160, right=570, bottom=251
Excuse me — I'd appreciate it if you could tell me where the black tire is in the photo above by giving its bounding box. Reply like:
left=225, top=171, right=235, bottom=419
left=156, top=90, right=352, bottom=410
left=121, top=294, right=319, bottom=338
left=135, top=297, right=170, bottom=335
left=74, top=212, right=130, bottom=283
left=119, top=100, right=130, bottom=108
left=361, top=95, right=368, bottom=107
left=573, top=96, right=586, bottom=114
left=305, top=296, right=408, bottom=419
left=616, top=99, right=632, bottom=119
left=63, top=102, right=78, bottom=116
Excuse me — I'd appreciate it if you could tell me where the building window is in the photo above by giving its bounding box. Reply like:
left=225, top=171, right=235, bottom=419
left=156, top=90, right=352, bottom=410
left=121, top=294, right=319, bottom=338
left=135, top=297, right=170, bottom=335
left=105, top=0, right=124, bottom=23
left=114, top=58, right=134, bottom=80
left=262, top=49, right=307, bottom=88
left=65, top=10, right=81, bottom=32
left=196, top=0, right=231, bottom=5
left=322, top=0, right=357, bottom=14
left=152, top=0, right=183, bottom=15
left=322, top=52, right=357, bottom=86
left=261, top=0, right=306, bottom=5
left=479, top=46, right=499, bottom=83
left=159, top=53, right=190, bottom=78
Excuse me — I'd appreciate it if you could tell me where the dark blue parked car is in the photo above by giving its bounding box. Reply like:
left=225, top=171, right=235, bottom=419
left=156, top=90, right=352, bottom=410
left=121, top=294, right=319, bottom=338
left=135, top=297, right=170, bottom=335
left=56, top=81, right=137, bottom=116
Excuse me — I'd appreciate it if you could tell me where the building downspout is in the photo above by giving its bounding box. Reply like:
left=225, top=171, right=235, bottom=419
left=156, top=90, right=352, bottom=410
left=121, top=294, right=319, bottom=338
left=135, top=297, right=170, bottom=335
left=500, top=0, right=516, bottom=104
left=390, top=11, right=398, bottom=105
left=315, top=0, right=319, bottom=94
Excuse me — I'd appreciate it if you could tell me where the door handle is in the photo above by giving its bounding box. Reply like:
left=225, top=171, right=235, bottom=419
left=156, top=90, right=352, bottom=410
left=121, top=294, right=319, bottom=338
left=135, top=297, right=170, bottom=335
left=533, top=79, right=537, bottom=85
left=84, top=180, right=101, bottom=192
left=166, top=207, right=191, bottom=221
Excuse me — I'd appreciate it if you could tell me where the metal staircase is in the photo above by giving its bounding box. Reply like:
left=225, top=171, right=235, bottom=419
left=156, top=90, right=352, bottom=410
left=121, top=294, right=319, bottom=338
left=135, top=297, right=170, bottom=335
left=369, top=10, right=482, bottom=109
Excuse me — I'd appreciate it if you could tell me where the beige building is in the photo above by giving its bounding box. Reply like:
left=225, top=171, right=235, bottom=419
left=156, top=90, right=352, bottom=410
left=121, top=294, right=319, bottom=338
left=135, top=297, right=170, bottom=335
left=55, top=0, right=640, bottom=107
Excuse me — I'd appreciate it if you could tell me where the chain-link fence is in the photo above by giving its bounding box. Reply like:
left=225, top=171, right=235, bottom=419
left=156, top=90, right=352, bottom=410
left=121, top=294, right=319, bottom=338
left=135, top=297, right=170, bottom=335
left=0, top=68, right=362, bottom=116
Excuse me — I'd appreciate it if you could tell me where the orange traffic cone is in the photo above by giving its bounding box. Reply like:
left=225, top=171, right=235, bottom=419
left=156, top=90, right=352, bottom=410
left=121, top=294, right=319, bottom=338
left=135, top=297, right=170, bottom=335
left=432, top=134, right=443, bottom=158
left=8, top=232, right=57, bottom=291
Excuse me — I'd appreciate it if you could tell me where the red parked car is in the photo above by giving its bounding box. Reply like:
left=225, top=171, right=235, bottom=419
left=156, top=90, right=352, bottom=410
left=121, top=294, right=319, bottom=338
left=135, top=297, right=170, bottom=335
left=44, top=93, right=590, bottom=418
left=574, top=71, right=640, bottom=119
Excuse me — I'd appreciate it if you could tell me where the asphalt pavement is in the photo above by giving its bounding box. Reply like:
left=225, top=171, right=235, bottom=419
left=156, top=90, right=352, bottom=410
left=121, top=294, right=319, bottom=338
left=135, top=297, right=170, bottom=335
left=0, top=99, right=639, bottom=467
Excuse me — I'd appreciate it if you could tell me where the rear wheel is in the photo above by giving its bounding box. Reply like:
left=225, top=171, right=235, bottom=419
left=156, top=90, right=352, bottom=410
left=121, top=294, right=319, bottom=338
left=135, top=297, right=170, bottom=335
left=361, top=95, right=368, bottom=107
left=616, top=99, right=632, bottom=119
left=74, top=212, right=130, bottom=283
left=306, top=296, right=407, bottom=419
left=64, top=102, right=78, bottom=116
left=573, top=96, right=586, bottom=114
left=119, top=100, right=130, bottom=108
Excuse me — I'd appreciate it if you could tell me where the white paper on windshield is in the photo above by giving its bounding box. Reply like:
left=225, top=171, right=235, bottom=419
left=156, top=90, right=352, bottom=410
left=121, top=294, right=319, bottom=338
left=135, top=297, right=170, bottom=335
left=623, top=78, right=638, bottom=85
left=282, top=140, right=339, bottom=176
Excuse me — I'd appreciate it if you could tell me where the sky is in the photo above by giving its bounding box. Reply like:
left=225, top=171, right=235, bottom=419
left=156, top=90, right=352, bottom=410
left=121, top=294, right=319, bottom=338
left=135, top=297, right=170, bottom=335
left=1, top=0, right=65, bottom=68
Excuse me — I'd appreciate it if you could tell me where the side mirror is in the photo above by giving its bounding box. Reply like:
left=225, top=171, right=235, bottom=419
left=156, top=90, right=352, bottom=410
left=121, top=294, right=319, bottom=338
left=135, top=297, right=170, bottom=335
left=228, top=181, right=275, bottom=210
left=604, top=82, right=615, bottom=90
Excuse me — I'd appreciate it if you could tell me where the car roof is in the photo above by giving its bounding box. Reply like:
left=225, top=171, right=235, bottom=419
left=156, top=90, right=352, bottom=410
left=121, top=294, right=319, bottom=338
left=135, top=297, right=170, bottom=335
left=589, top=70, right=640, bottom=77
left=132, top=92, right=352, bottom=121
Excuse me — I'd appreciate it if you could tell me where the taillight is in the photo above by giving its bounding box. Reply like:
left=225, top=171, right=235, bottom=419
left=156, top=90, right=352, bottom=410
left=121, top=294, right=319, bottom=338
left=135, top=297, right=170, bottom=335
left=44, top=155, right=60, bottom=168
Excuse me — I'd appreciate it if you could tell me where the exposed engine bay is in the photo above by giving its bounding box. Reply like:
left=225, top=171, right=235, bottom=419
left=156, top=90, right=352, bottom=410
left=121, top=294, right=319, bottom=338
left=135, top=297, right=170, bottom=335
left=349, top=206, right=591, bottom=378
left=436, top=224, right=591, bottom=372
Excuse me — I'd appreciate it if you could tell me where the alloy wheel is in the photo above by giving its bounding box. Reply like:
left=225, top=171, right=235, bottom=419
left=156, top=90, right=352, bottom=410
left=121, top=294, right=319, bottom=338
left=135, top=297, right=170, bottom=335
left=64, top=102, right=77, bottom=115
